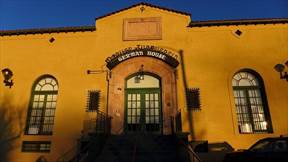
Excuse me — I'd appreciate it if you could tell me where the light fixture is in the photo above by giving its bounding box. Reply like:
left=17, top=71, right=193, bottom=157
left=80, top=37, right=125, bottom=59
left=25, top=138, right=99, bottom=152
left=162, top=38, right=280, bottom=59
left=274, top=61, right=288, bottom=81
left=1, top=68, right=14, bottom=88
left=135, top=64, right=144, bottom=83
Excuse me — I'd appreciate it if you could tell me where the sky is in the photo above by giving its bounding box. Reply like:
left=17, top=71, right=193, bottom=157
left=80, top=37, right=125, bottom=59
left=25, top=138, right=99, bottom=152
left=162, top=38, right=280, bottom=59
left=0, top=0, right=287, bottom=30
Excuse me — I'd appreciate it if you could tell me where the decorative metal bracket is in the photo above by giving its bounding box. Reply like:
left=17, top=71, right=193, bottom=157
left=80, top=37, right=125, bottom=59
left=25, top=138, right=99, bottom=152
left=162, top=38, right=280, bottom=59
left=274, top=61, right=288, bottom=81
left=1, top=68, right=14, bottom=88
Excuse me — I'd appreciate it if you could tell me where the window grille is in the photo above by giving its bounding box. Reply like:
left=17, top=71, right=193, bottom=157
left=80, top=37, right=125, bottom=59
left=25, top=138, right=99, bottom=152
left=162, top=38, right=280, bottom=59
left=22, top=141, right=51, bottom=152
left=25, top=76, right=58, bottom=135
left=186, top=88, right=201, bottom=110
left=232, top=71, right=272, bottom=133
left=87, top=90, right=100, bottom=111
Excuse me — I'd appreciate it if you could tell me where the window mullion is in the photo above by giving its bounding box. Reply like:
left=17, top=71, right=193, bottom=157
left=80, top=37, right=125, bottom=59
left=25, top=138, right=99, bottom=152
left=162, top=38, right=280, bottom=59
left=39, top=93, right=48, bottom=134
left=245, top=88, right=255, bottom=133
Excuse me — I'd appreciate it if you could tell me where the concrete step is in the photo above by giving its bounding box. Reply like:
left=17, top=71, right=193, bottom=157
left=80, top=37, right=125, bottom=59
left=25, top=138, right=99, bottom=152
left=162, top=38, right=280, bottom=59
left=92, top=134, right=190, bottom=162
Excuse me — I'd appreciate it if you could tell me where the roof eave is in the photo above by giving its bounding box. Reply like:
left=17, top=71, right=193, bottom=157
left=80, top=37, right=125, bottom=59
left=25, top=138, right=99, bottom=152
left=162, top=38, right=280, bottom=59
left=95, top=2, right=191, bottom=21
left=0, top=26, right=96, bottom=36
left=189, top=18, right=288, bottom=27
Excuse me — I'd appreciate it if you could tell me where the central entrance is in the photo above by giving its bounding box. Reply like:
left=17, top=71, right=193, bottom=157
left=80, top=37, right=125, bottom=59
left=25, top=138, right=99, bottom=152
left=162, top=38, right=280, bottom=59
left=125, top=73, right=162, bottom=133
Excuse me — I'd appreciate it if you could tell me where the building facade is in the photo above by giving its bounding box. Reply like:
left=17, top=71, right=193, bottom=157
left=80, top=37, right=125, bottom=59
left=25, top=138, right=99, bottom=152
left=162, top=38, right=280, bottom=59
left=0, top=3, right=288, bottom=162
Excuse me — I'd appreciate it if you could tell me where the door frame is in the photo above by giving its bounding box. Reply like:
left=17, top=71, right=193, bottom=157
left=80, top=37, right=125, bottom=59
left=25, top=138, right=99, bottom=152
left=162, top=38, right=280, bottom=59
left=124, top=72, right=163, bottom=134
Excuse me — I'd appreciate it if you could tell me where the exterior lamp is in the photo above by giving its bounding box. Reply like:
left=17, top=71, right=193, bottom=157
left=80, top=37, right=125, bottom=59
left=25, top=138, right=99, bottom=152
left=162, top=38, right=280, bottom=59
left=135, top=64, right=144, bottom=83
left=1, top=68, right=14, bottom=88
left=274, top=61, right=288, bottom=81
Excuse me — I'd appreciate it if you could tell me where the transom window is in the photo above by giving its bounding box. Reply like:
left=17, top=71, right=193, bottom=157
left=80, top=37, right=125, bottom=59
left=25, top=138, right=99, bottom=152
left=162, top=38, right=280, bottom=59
left=25, top=75, right=58, bottom=135
left=232, top=71, right=272, bottom=133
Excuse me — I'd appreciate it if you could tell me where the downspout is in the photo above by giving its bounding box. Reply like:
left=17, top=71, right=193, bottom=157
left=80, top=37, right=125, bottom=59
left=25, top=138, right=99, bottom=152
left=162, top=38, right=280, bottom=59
left=179, top=50, right=195, bottom=139
left=105, top=70, right=110, bottom=115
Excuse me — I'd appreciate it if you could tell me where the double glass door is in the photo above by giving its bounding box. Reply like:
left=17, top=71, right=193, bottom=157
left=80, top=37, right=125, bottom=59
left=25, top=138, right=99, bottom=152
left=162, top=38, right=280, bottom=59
left=125, top=88, right=161, bottom=133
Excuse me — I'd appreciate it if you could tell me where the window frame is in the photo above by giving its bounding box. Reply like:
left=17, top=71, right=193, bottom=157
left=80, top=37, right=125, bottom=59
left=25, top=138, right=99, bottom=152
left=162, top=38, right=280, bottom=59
left=22, top=141, right=51, bottom=152
left=25, top=75, right=58, bottom=135
left=232, top=70, right=273, bottom=134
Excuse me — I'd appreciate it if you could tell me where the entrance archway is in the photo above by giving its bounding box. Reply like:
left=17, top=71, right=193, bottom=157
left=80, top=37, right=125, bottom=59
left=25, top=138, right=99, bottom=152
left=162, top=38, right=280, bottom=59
left=107, top=56, right=178, bottom=135
left=125, top=73, right=162, bottom=133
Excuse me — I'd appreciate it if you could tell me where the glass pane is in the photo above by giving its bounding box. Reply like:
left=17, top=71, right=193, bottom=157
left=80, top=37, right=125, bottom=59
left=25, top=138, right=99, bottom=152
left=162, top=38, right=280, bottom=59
left=150, top=117, right=155, bottom=123
left=39, top=79, right=46, bottom=86
left=47, top=95, right=53, bottom=101
left=155, top=116, right=159, bottom=123
left=53, top=85, right=58, bottom=91
left=154, top=94, right=158, bottom=100
left=50, top=109, right=55, bottom=116
left=46, top=102, right=52, bottom=108
left=39, top=95, right=45, bottom=101
left=34, top=95, right=40, bottom=101
left=37, top=110, right=42, bottom=115
left=31, top=110, right=37, bottom=116
left=51, top=79, right=56, bottom=86
left=145, top=94, right=149, bottom=100
left=45, top=78, right=52, bottom=84
left=127, top=117, right=131, bottom=123
left=28, top=127, right=39, bottom=134
left=41, top=84, right=54, bottom=91
left=145, top=101, right=149, bottom=108
left=137, top=109, right=141, bottom=115
left=145, top=109, right=149, bottom=115
left=128, top=101, right=131, bottom=108
left=150, top=109, right=154, bottom=115
left=127, top=75, right=160, bottom=88
left=51, top=102, right=56, bottom=108
left=137, top=94, right=140, bottom=100
left=128, top=94, right=131, bottom=100
left=155, top=109, right=159, bottom=115
left=52, top=95, right=57, bottom=101
left=132, top=94, right=136, bottom=100
left=132, top=102, right=136, bottom=108
left=146, top=117, right=150, bottom=123
left=132, top=109, right=136, bottom=115
left=35, top=85, right=41, bottom=91
left=128, top=109, right=131, bottom=115
left=239, top=123, right=252, bottom=133
left=132, top=117, right=135, bottom=124
left=155, top=101, right=159, bottom=108
left=239, top=79, right=251, bottom=86
left=33, top=102, right=38, bottom=108
left=150, top=101, right=154, bottom=108
left=150, top=94, right=153, bottom=100
left=38, top=102, right=44, bottom=108
left=137, top=101, right=140, bottom=108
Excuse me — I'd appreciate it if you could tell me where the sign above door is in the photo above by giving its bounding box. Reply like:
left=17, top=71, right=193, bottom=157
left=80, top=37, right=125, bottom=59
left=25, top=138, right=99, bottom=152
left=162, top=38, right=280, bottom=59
left=105, top=45, right=179, bottom=70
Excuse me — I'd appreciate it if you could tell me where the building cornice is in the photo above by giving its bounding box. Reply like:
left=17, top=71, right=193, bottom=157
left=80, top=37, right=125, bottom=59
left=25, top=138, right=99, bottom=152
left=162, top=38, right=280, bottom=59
left=189, top=18, right=288, bottom=27
left=0, top=26, right=95, bottom=36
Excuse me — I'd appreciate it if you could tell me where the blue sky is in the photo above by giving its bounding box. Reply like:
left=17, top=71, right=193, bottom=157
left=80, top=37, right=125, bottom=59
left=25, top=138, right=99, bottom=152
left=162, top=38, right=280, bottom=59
left=0, top=0, right=287, bottom=30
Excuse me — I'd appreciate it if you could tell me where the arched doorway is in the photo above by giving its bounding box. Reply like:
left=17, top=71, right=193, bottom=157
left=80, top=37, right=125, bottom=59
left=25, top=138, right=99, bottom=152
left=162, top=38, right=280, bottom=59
left=125, top=73, right=162, bottom=133
left=106, top=48, right=179, bottom=135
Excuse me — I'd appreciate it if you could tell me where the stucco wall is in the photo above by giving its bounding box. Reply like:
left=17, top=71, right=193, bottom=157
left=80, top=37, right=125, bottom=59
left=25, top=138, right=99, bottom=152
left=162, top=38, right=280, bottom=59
left=0, top=4, right=287, bottom=162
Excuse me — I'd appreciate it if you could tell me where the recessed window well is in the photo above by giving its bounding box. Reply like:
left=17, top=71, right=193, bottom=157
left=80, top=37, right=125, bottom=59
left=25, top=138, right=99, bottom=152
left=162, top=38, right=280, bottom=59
left=49, top=37, right=55, bottom=43
left=235, top=30, right=242, bottom=36
left=22, top=141, right=51, bottom=152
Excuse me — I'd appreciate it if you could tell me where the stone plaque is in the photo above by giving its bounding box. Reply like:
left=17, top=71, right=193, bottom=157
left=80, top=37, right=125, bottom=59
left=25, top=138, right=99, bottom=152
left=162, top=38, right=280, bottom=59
left=123, top=17, right=162, bottom=41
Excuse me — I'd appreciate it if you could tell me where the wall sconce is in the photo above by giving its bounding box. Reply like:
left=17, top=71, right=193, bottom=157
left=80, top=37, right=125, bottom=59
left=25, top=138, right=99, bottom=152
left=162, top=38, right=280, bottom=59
left=274, top=61, right=288, bottom=81
left=135, top=64, right=144, bottom=83
left=1, top=68, right=14, bottom=88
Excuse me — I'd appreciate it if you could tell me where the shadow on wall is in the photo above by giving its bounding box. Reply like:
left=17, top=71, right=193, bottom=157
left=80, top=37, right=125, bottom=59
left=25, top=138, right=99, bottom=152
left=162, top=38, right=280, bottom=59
left=0, top=95, right=25, bottom=162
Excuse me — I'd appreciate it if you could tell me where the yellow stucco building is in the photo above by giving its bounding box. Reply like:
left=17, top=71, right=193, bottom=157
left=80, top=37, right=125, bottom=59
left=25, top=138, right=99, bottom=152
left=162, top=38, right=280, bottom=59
left=0, top=3, right=288, bottom=162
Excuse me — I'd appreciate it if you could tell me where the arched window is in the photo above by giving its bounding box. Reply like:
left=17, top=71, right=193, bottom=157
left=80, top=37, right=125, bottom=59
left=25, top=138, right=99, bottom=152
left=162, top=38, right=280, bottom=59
left=25, top=75, right=58, bottom=135
left=232, top=71, right=272, bottom=133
